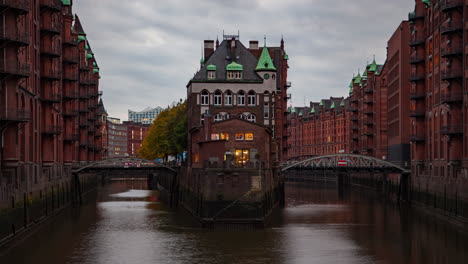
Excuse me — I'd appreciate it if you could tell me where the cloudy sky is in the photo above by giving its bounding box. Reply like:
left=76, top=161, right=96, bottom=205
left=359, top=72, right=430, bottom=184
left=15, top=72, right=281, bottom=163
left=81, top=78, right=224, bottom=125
left=74, top=0, right=414, bottom=121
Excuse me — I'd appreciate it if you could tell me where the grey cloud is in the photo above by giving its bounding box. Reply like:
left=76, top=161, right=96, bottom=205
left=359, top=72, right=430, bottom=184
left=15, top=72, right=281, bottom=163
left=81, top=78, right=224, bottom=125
left=74, top=0, right=414, bottom=120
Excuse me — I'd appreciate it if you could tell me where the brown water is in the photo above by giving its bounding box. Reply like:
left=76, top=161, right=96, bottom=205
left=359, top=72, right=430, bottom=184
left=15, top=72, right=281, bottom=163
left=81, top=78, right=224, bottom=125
left=1, top=180, right=468, bottom=264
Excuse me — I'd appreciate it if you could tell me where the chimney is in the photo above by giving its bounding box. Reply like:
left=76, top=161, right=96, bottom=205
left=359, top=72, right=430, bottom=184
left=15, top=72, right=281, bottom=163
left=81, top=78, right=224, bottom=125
left=249, top=40, right=259, bottom=50
left=204, top=40, right=215, bottom=61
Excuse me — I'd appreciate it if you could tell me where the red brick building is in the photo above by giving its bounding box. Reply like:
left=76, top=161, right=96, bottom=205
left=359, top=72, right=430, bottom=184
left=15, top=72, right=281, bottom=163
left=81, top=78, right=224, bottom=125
left=123, top=121, right=150, bottom=157
left=0, top=0, right=102, bottom=208
left=287, top=97, right=351, bottom=160
left=408, top=0, right=468, bottom=217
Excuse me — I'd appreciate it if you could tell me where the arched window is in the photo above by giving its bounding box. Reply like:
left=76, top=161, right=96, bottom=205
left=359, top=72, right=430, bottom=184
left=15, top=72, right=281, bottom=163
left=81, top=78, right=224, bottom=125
left=240, top=114, right=247, bottom=120
left=214, top=90, right=222, bottom=106
left=214, top=113, right=223, bottom=122
left=248, top=91, right=256, bottom=106
left=247, top=114, right=256, bottom=122
left=224, top=113, right=230, bottom=119
left=201, top=91, right=209, bottom=105
left=225, top=91, right=233, bottom=106
left=237, top=91, right=245, bottom=106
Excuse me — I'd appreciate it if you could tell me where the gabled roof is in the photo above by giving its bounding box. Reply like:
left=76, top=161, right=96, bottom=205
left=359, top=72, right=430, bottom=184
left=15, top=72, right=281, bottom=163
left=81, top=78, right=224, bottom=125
left=98, top=98, right=107, bottom=115
left=74, top=15, right=86, bottom=35
left=192, top=40, right=262, bottom=82
left=255, top=42, right=276, bottom=71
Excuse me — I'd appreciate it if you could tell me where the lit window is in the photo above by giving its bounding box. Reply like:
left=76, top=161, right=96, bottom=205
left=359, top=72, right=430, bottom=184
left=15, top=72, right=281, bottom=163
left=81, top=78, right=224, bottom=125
left=211, top=133, right=220, bottom=140
left=237, top=91, right=245, bottom=105
left=225, top=91, right=233, bottom=105
left=248, top=91, right=256, bottom=106
left=201, top=91, right=209, bottom=105
left=220, top=133, right=229, bottom=140
left=214, top=91, right=222, bottom=105
left=235, top=133, right=244, bottom=140
left=245, top=133, right=254, bottom=141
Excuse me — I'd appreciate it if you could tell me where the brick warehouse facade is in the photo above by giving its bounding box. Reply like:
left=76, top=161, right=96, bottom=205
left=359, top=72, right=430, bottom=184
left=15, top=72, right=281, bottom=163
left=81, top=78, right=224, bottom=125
left=408, top=0, right=468, bottom=218
left=0, top=0, right=103, bottom=209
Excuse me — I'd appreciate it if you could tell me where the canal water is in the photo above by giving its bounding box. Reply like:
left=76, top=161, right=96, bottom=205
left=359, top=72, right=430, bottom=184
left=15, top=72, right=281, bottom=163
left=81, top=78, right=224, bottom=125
left=1, top=180, right=468, bottom=264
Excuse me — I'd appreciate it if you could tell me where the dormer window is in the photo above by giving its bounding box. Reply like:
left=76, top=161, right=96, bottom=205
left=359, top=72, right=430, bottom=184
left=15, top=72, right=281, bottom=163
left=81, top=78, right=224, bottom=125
left=226, top=62, right=243, bottom=80
left=206, top=64, right=216, bottom=80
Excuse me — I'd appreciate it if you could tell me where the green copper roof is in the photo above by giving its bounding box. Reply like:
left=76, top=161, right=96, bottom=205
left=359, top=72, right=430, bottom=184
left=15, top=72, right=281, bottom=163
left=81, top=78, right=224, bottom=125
left=319, top=100, right=324, bottom=107
left=206, top=64, right=216, bottom=71
left=330, top=101, right=336, bottom=109
left=369, top=57, right=378, bottom=72
left=291, top=107, right=296, bottom=113
left=310, top=106, right=315, bottom=114
left=298, top=109, right=303, bottom=116
left=226, top=61, right=243, bottom=71
left=255, top=42, right=276, bottom=71
left=61, top=0, right=71, bottom=5
left=77, top=35, right=86, bottom=43
left=85, top=44, right=89, bottom=50
left=349, top=86, right=353, bottom=95
left=340, top=100, right=345, bottom=107
left=363, top=70, right=368, bottom=77
left=349, top=80, right=353, bottom=89
left=422, top=0, right=430, bottom=6
left=93, top=68, right=99, bottom=74
left=354, top=72, right=362, bottom=84
left=284, top=53, right=289, bottom=60
left=86, top=53, right=93, bottom=59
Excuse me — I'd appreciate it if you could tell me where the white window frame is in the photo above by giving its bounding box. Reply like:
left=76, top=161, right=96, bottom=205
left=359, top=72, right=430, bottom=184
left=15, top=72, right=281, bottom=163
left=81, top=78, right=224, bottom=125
left=201, top=91, right=209, bottom=105
left=225, top=91, right=232, bottom=106
left=247, top=114, right=256, bottom=122
left=264, top=103, right=269, bottom=118
left=214, top=113, right=223, bottom=122
left=214, top=91, right=222, bottom=106
left=248, top=91, right=256, bottom=106
left=237, top=91, right=245, bottom=106
left=207, top=71, right=215, bottom=80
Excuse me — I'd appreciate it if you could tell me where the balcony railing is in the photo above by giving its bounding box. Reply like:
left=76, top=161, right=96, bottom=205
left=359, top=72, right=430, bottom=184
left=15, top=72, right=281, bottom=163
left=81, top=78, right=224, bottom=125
left=440, top=45, right=463, bottom=57
left=441, top=124, right=463, bottom=135
left=41, top=91, right=61, bottom=103
left=440, top=92, right=463, bottom=103
left=63, top=110, right=78, bottom=117
left=41, top=43, right=61, bottom=57
left=441, top=69, right=463, bottom=80
left=41, top=68, right=61, bottom=80
left=39, top=0, right=61, bottom=11
left=409, top=91, right=426, bottom=100
left=441, top=22, right=463, bottom=35
left=0, top=0, right=31, bottom=13
left=410, top=72, right=425, bottom=82
left=408, top=11, right=424, bottom=21
left=409, top=36, right=425, bottom=47
left=0, top=60, right=31, bottom=77
left=440, top=0, right=463, bottom=12
left=63, top=90, right=79, bottom=99
left=42, top=125, right=61, bottom=135
left=63, top=52, right=79, bottom=64
left=409, top=54, right=425, bottom=64
left=63, top=71, right=79, bottom=81
left=410, top=134, right=425, bottom=142
left=64, top=134, right=80, bottom=142
left=0, top=108, right=31, bottom=122
left=410, top=110, right=425, bottom=118
left=40, top=22, right=62, bottom=35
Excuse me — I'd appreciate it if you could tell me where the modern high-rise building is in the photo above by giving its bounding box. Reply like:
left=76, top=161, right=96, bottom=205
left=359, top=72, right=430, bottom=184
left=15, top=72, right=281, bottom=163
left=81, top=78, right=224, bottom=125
left=128, top=107, right=163, bottom=124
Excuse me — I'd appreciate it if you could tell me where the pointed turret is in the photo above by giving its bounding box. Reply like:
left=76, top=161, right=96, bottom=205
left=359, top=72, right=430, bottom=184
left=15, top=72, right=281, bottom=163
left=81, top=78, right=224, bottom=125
left=330, top=101, right=335, bottom=109
left=310, top=105, right=315, bottom=114
left=340, top=100, right=345, bottom=107
left=255, top=37, right=276, bottom=71
left=354, top=70, right=362, bottom=84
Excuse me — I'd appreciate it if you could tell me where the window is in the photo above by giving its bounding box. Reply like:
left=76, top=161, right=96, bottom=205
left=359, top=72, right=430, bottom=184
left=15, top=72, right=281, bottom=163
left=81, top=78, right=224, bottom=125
left=220, top=133, right=229, bottom=140
left=214, top=114, right=223, bottom=122
left=214, top=91, right=222, bottom=105
left=248, top=91, right=256, bottom=106
left=227, top=71, right=243, bottom=80
left=235, top=149, right=249, bottom=167
left=211, top=133, right=220, bottom=140
left=237, top=91, right=245, bottom=105
left=207, top=71, right=215, bottom=80
left=264, top=103, right=269, bottom=118
left=200, top=114, right=205, bottom=125
left=224, top=113, right=230, bottom=120
left=245, top=133, right=254, bottom=141
left=225, top=91, right=233, bottom=105
left=240, top=114, right=247, bottom=120
left=201, top=91, right=209, bottom=105
left=235, top=133, right=244, bottom=140
left=247, top=114, right=256, bottom=122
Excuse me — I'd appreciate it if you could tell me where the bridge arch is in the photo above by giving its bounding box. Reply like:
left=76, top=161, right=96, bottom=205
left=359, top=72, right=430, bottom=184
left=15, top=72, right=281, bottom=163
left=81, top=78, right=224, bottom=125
left=72, top=157, right=177, bottom=173
left=281, top=154, right=409, bottom=173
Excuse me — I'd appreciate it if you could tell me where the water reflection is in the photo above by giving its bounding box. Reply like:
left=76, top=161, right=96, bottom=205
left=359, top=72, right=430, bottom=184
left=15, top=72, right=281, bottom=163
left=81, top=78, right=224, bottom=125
left=1, top=180, right=467, bottom=264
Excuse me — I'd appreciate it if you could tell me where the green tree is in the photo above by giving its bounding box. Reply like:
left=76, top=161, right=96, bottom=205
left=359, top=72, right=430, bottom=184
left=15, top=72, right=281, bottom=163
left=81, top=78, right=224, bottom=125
left=139, top=102, right=187, bottom=161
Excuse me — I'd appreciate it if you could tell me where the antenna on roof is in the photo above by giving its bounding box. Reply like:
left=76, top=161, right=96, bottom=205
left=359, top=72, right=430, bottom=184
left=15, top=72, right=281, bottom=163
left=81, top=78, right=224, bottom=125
left=264, top=35, right=267, bottom=47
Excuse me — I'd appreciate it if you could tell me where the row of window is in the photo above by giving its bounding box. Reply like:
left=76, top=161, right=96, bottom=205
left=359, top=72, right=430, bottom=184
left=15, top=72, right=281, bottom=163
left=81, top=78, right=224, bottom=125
left=201, top=90, right=260, bottom=106
left=201, top=112, right=257, bottom=124
left=211, top=132, right=254, bottom=141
